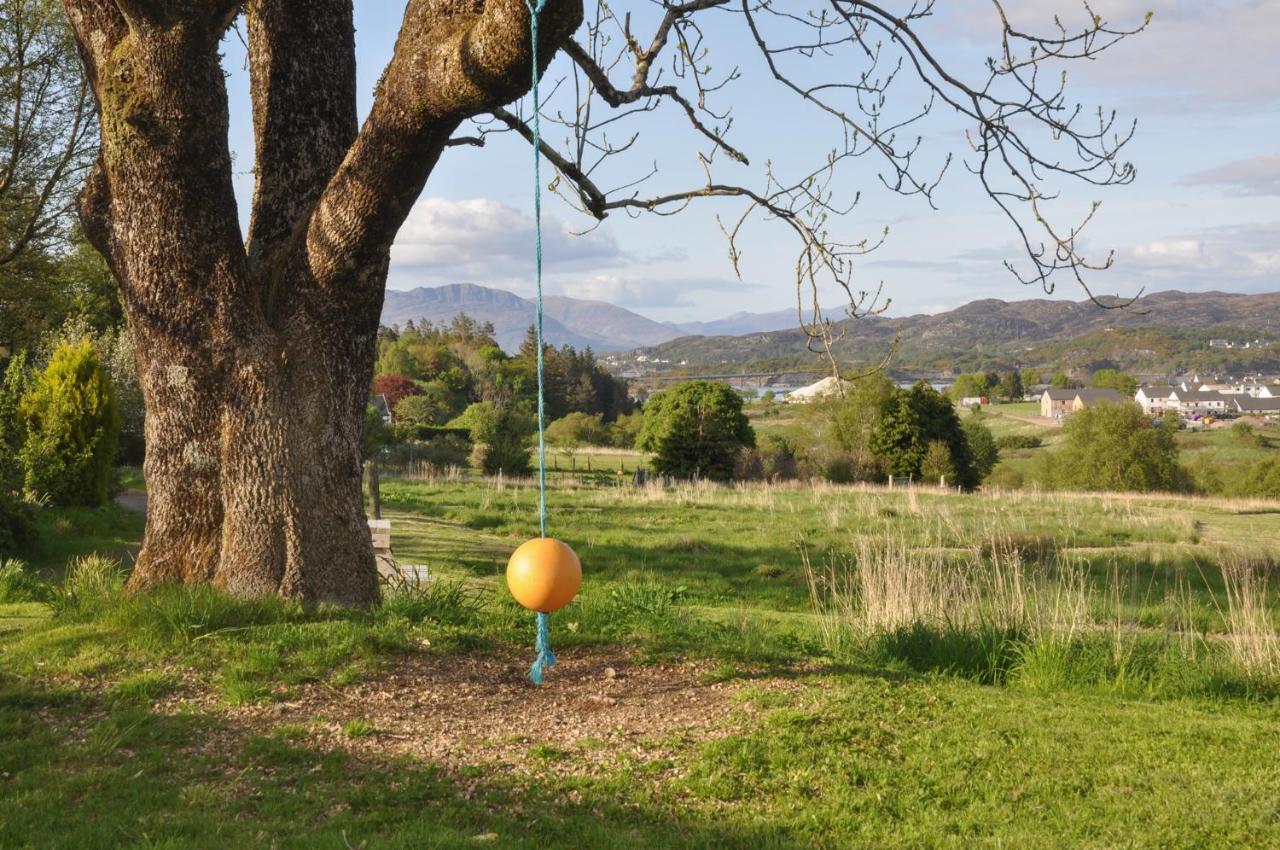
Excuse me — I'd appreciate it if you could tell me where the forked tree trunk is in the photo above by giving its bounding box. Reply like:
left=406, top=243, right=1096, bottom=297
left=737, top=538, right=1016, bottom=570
left=62, top=0, right=583, bottom=604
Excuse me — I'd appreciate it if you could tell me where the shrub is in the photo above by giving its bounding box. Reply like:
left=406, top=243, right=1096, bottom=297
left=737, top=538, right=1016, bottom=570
left=637, top=381, right=754, bottom=481
left=1233, top=455, right=1280, bottom=500
left=48, top=554, right=126, bottom=619
left=962, top=418, right=1000, bottom=481
left=0, top=558, right=43, bottom=603
left=546, top=411, right=611, bottom=447
left=452, top=401, right=534, bottom=476
left=609, top=410, right=644, bottom=449
left=1, top=352, right=31, bottom=459
left=920, top=439, right=956, bottom=484
left=736, top=433, right=799, bottom=481
left=1090, top=368, right=1138, bottom=396
left=371, top=373, right=422, bottom=412
left=870, top=382, right=979, bottom=490
left=362, top=404, right=395, bottom=459
left=19, top=339, right=121, bottom=507
left=1231, top=421, right=1263, bottom=448
left=997, top=434, right=1043, bottom=450
left=0, top=493, right=37, bottom=557
left=1046, top=402, right=1190, bottom=493
left=824, top=456, right=855, bottom=484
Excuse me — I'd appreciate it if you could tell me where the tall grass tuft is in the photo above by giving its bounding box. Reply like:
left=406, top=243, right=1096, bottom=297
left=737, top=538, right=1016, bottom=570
left=804, top=530, right=1280, bottom=698
left=1218, top=554, right=1280, bottom=677
left=47, top=555, right=126, bottom=618
left=0, top=559, right=44, bottom=603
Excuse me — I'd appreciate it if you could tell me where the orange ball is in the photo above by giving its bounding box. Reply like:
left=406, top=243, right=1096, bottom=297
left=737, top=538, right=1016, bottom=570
left=506, top=537, right=582, bottom=613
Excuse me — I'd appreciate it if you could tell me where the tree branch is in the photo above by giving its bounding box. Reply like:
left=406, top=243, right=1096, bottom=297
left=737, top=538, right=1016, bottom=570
left=305, top=0, right=584, bottom=298
left=244, top=0, right=358, bottom=281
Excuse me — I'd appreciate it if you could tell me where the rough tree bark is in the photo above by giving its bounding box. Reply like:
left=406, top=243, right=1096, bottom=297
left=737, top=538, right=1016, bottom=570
left=61, top=0, right=583, bottom=604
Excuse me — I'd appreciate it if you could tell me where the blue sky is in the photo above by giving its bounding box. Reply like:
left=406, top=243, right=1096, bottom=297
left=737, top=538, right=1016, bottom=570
left=222, top=1, right=1280, bottom=323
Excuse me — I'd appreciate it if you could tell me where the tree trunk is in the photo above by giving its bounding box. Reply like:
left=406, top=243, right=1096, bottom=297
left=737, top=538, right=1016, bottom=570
left=61, top=0, right=583, bottom=605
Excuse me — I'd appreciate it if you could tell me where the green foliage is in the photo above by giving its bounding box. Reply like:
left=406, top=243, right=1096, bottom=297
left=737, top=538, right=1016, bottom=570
left=361, top=404, right=394, bottom=460
left=637, top=381, right=754, bottom=480
left=1230, top=421, right=1263, bottom=448
left=961, top=418, right=999, bottom=481
left=1050, top=371, right=1078, bottom=389
left=870, top=382, right=979, bottom=490
left=0, top=493, right=37, bottom=557
left=375, top=315, right=632, bottom=424
left=824, top=373, right=895, bottom=479
left=608, top=409, right=644, bottom=449
left=735, top=433, right=799, bottom=481
left=393, top=386, right=458, bottom=428
left=18, top=339, right=121, bottom=506
left=996, top=370, right=1024, bottom=401
left=1232, top=455, right=1280, bottom=499
left=948, top=371, right=996, bottom=401
left=996, top=433, right=1043, bottom=450
left=0, top=352, right=34, bottom=486
left=1021, top=368, right=1042, bottom=390
left=0, top=356, right=36, bottom=552
left=1090, top=368, right=1138, bottom=396
left=0, top=558, right=42, bottom=602
left=919, top=440, right=957, bottom=484
left=545, top=411, right=611, bottom=448
left=452, top=401, right=534, bottom=476
left=1045, top=403, right=1190, bottom=493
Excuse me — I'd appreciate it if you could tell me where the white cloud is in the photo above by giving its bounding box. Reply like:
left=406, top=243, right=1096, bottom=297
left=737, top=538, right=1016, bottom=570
left=1119, top=222, right=1280, bottom=290
left=390, top=197, right=622, bottom=281
left=1133, top=239, right=1204, bottom=262
left=1184, top=155, right=1280, bottom=196
left=566, top=273, right=761, bottom=309
left=946, top=0, right=1280, bottom=108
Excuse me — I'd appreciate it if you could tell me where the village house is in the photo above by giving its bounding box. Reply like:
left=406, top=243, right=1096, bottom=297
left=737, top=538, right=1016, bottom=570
left=1070, top=388, right=1124, bottom=412
left=1169, top=389, right=1228, bottom=417
left=1135, top=385, right=1175, bottom=417
left=1040, top=388, right=1077, bottom=420
left=1233, top=396, right=1280, bottom=418
left=1039, top=387, right=1125, bottom=421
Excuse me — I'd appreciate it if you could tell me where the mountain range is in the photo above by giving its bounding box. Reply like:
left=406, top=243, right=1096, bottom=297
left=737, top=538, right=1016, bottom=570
left=381, top=284, right=1280, bottom=374
left=380, top=284, right=807, bottom=352
left=628, top=289, right=1280, bottom=375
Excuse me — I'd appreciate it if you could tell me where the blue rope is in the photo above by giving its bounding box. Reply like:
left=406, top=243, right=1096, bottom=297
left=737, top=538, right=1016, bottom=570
left=529, top=611, right=556, bottom=684
left=525, top=0, right=555, bottom=685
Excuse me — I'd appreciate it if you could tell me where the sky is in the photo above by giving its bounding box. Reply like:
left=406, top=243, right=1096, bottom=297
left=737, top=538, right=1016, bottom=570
left=222, top=1, right=1280, bottom=324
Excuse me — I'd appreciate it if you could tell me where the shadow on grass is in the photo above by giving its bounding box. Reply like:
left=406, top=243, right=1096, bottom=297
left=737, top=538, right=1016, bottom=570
left=0, top=679, right=815, bottom=850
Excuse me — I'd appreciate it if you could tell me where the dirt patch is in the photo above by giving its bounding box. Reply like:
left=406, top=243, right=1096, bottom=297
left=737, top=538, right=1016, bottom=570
left=221, top=649, right=796, bottom=777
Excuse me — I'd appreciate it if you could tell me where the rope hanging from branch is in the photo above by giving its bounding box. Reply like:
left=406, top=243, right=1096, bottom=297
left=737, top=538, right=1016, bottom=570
left=526, top=0, right=554, bottom=686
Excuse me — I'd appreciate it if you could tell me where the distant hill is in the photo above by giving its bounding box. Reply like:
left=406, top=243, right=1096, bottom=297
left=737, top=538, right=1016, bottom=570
left=380, top=285, right=1280, bottom=373
left=380, top=284, right=807, bottom=352
left=624, top=290, right=1280, bottom=376
left=670, top=307, right=821, bottom=338
left=381, top=285, right=597, bottom=352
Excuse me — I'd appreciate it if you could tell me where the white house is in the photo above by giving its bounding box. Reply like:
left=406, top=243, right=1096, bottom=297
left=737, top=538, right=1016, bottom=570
left=1135, top=385, right=1175, bottom=417
left=1169, top=389, right=1228, bottom=416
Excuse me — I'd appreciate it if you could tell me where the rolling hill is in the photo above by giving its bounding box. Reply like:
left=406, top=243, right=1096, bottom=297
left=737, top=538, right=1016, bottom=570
left=624, top=290, right=1280, bottom=376
left=379, top=284, right=808, bottom=352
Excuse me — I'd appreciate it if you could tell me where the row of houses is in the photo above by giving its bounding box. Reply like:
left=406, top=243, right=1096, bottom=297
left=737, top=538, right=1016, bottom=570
left=1135, top=385, right=1280, bottom=418
left=1040, top=385, right=1280, bottom=421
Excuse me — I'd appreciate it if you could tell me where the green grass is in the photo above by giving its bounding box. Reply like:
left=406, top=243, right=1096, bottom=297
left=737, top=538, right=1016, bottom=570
left=3, top=476, right=1280, bottom=847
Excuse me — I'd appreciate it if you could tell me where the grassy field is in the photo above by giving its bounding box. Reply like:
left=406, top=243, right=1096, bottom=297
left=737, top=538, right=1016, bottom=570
left=3, top=477, right=1280, bottom=847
